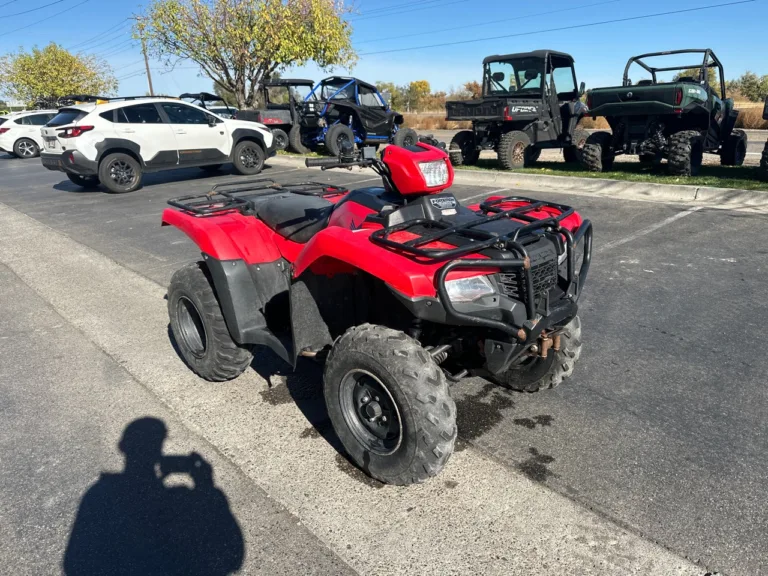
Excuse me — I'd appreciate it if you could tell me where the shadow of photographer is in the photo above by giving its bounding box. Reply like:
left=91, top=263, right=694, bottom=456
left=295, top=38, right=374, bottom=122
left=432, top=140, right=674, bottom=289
left=63, top=417, right=244, bottom=576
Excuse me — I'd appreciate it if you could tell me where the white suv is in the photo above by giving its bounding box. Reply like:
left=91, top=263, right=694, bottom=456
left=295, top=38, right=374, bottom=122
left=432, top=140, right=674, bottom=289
left=0, top=110, right=58, bottom=159
left=40, top=97, right=275, bottom=193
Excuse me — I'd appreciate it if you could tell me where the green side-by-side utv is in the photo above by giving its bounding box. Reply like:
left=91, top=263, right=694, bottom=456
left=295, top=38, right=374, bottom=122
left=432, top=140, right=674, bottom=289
left=582, top=49, right=747, bottom=176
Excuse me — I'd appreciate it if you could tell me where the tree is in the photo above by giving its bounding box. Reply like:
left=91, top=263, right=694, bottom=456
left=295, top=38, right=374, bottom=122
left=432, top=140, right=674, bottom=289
left=728, top=71, right=768, bottom=102
left=375, top=81, right=404, bottom=110
left=0, top=43, right=116, bottom=107
left=404, top=80, right=430, bottom=112
left=213, top=83, right=238, bottom=107
left=463, top=81, right=482, bottom=100
left=137, top=0, right=355, bottom=109
left=673, top=67, right=720, bottom=93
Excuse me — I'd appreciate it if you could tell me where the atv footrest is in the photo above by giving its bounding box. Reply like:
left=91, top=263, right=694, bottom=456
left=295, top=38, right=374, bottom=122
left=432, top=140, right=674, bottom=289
left=167, top=179, right=347, bottom=216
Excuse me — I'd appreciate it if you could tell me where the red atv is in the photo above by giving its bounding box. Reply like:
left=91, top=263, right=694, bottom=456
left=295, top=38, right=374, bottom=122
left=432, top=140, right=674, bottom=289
left=162, top=141, right=592, bottom=485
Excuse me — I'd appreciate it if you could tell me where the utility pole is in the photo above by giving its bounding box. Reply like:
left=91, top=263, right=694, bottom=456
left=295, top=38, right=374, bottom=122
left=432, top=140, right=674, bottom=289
left=133, top=17, right=154, bottom=96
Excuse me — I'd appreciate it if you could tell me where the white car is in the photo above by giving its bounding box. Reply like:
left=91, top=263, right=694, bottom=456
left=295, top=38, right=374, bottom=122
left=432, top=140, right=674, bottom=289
left=0, top=110, right=58, bottom=159
left=39, top=97, right=275, bottom=193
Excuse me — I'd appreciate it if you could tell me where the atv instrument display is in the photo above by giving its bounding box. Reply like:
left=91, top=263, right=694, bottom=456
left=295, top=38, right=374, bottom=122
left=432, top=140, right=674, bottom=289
left=163, top=141, right=592, bottom=485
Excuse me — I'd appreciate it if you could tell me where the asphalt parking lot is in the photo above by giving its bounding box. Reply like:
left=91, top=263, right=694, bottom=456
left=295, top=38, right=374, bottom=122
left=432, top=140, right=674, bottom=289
left=0, top=153, right=766, bottom=575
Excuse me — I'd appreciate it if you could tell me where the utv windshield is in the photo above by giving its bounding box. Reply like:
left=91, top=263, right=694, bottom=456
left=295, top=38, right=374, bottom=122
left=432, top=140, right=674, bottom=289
left=320, top=79, right=355, bottom=100
left=484, top=57, right=544, bottom=97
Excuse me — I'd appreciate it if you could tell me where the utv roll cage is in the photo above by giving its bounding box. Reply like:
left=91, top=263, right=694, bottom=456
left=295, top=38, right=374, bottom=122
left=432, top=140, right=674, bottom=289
left=481, top=50, right=583, bottom=99
left=179, top=92, right=237, bottom=116
left=306, top=77, right=390, bottom=114
left=622, top=49, right=726, bottom=100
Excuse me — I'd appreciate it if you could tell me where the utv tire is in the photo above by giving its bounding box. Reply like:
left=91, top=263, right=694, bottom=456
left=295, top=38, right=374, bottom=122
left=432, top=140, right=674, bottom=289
left=563, top=128, right=588, bottom=163
left=493, top=316, right=582, bottom=393
left=168, top=262, right=253, bottom=382
left=66, top=173, right=100, bottom=189
left=392, top=127, right=418, bottom=148
left=498, top=130, right=532, bottom=170
left=14, top=138, right=40, bottom=158
left=324, top=324, right=457, bottom=485
left=271, top=128, right=289, bottom=152
left=232, top=139, right=266, bottom=175
left=668, top=130, right=703, bottom=176
left=581, top=131, right=614, bottom=172
left=720, top=129, right=747, bottom=166
left=448, top=130, right=479, bottom=166
left=288, top=125, right=310, bottom=154
left=325, top=124, right=355, bottom=156
left=760, top=142, right=768, bottom=182
left=98, top=152, right=143, bottom=193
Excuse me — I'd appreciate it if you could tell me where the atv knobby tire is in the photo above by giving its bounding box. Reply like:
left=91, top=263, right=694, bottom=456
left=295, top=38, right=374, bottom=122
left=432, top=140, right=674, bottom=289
left=498, top=130, right=532, bottom=170
left=581, top=131, right=614, bottom=172
left=271, top=128, right=289, bottom=152
left=288, top=125, right=310, bottom=154
left=168, top=262, right=253, bottom=382
left=324, top=324, right=457, bottom=485
left=720, top=128, right=747, bottom=166
left=563, top=128, right=588, bottom=163
left=760, top=142, right=768, bottom=182
left=392, top=127, right=418, bottom=148
left=325, top=124, right=355, bottom=156
left=448, top=130, right=479, bottom=166
left=668, top=130, right=704, bottom=176
left=493, top=316, right=582, bottom=393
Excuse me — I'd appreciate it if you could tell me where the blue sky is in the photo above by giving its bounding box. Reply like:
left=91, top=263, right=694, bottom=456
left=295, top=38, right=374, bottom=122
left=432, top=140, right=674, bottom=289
left=0, top=0, right=765, bottom=99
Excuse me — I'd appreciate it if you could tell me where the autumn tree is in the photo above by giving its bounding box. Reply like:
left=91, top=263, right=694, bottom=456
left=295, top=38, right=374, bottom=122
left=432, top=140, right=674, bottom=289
left=463, top=81, right=482, bottom=100
left=404, top=80, right=430, bottom=112
left=137, top=0, right=355, bottom=109
left=0, top=43, right=117, bottom=107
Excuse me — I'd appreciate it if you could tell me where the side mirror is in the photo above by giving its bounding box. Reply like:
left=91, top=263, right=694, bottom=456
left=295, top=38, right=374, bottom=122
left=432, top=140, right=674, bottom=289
left=579, top=82, right=586, bottom=97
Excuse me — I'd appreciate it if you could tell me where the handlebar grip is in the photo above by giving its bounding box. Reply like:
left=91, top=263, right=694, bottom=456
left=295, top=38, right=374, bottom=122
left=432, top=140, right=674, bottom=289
left=305, top=157, right=343, bottom=168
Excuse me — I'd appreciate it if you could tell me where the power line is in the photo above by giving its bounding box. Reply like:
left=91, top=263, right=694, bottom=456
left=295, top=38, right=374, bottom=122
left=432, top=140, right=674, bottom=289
left=355, top=0, right=625, bottom=45
left=358, top=0, right=756, bottom=56
left=352, top=0, right=442, bottom=18
left=0, top=0, right=91, bottom=38
left=99, top=40, right=136, bottom=58
left=82, top=32, right=132, bottom=53
left=0, top=0, right=22, bottom=8
left=352, top=0, right=468, bottom=21
left=4, top=0, right=65, bottom=18
left=67, top=19, right=128, bottom=50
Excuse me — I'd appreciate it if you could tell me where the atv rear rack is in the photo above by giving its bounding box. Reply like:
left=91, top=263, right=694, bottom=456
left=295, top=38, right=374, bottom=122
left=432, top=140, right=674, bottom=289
left=167, top=178, right=347, bottom=216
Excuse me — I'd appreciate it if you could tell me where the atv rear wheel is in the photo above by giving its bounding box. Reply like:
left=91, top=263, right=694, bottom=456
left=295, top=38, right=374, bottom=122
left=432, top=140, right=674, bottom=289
left=392, top=127, right=418, bottom=148
left=448, top=130, right=479, bottom=166
left=168, top=262, right=253, bottom=382
left=271, top=128, right=289, bottom=152
left=563, top=128, right=588, bottom=163
left=581, top=131, right=614, bottom=172
left=325, top=124, right=355, bottom=156
left=720, top=129, right=747, bottom=166
left=324, top=324, right=457, bottom=485
left=668, top=130, right=703, bottom=176
left=288, top=125, right=310, bottom=154
left=492, top=316, right=582, bottom=393
left=760, top=142, right=768, bottom=182
left=498, top=130, right=531, bottom=170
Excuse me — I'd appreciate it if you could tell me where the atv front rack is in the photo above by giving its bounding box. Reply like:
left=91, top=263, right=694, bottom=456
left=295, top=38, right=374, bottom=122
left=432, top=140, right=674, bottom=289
left=371, top=196, right=592, bottom=335
left=167, top=178, right=347, bottom=216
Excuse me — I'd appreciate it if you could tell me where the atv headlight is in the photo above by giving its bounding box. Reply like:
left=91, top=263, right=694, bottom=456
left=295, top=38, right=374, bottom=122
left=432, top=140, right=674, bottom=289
left=419, top=160, right=449, bottom=187
left=445, top=275, right=495, bottom=303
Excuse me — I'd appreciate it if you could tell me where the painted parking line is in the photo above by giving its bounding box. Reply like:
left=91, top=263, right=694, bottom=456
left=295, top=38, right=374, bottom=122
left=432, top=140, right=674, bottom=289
left=458, top=188, right=511, bottom=202
left=598, top=206, right=702, bottom=253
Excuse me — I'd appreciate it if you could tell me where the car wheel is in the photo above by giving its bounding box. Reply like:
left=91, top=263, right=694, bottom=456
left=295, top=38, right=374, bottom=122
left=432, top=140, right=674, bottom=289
left=14, top=138, right=39, bottom=159
left=98, top=153, right=143, bottom=193
left=66, top=173, right=100, bottom=189
left=232, top=140, right=265, bottom=175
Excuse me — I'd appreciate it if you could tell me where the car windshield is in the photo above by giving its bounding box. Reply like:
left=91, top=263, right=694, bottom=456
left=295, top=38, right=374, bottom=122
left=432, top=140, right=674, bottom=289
left=484, top=57, right=544, bottom=96
left=321, top=80, right=355, bottom=100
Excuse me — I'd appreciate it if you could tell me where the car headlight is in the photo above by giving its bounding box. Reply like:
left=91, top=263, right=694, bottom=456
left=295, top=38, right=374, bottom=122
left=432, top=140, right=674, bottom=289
left=445, top=274, right=495, bottom=303
left=419, top=160, right=449, bottom=187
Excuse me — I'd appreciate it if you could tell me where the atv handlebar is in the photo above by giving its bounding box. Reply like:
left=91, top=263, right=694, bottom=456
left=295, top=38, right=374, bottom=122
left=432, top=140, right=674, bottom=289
left=304, top=157, right=352, bottom=169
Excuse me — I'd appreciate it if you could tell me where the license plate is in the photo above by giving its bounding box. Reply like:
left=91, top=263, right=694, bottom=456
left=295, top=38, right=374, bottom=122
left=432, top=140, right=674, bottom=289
left=44, top=138, right=58, bottom=150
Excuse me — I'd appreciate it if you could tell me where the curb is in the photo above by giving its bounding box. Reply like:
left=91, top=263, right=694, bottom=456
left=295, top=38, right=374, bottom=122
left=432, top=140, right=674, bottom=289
left=267, top=154, right=768, bottom=212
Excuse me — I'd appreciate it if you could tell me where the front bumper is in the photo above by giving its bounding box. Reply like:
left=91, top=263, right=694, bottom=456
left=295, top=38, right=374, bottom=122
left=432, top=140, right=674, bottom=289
left=40, top=151, right=98, bottom=175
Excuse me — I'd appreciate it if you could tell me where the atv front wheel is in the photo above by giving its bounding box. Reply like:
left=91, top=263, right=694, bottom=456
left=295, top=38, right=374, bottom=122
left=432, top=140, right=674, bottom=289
left=168, top=262, right=253, bottom=382
left=498, top=130, right=531, bottom=170
left=325, top=124, right=355, bottom=156
left=492, top=316, right=582, bottom=393
left=448, top=130, right=479, bottom=166
left=668, top=130, right=703, bottom=176
left=563, top=128, right=588, bottom=163
left=392, top=127, right=418, bottom=148
left=288, top=125, right=310, bottom=154
left=720, top=129, right=747, bottom=166
left=324, top=324, right=457, bottom=485
left=760, top=142, right=768, bottom=182
left=581, top=131, right=614, bottom=172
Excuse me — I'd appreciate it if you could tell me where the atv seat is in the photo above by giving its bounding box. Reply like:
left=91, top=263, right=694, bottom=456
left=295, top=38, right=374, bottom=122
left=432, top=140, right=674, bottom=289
left=258, top=194, right=333, bottom=243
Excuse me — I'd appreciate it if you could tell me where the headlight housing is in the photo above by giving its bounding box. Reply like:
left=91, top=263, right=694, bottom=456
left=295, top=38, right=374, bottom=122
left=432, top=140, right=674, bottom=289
left=444, top=274, right=495, bottom=303
left=419, top=160, right=449, bottom=187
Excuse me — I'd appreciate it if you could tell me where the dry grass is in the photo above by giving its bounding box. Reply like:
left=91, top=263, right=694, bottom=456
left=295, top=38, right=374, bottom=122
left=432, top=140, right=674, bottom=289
left=735, top=107, right=768, bottom=129
left=402, top=113, right=470, bottom=131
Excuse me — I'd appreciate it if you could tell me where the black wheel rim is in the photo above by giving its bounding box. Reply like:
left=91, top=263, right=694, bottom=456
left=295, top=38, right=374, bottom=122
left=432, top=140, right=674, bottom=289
left=339, top=369, right=402, bottom=455
left=275, top=133, right=287, bottom=149
left=239, top=145, right=261, bottom=169
left=336, top=132, right=350, bottom=150
left=176, top=296, right=207, bottom=357
left=403, top=133, right=416, bottom=146
left=109, top=159, right=137, bottom=187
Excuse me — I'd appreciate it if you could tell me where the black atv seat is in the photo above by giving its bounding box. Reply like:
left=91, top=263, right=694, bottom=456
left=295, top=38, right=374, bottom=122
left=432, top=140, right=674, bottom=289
left=257, top=194, right=334, bottom=243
